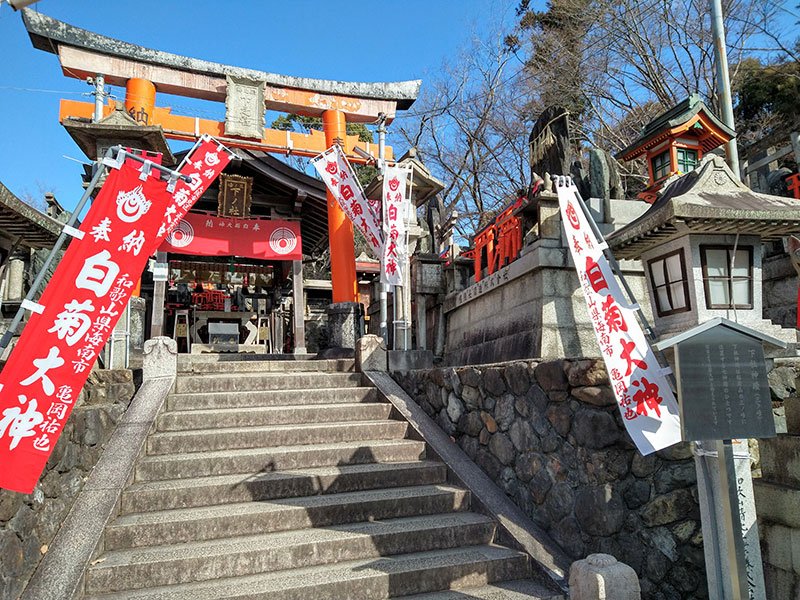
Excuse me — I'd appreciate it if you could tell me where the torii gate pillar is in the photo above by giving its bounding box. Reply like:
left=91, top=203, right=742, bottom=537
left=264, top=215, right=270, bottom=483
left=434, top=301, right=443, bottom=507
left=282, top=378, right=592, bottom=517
left=323, top=109, right=358, bottom=303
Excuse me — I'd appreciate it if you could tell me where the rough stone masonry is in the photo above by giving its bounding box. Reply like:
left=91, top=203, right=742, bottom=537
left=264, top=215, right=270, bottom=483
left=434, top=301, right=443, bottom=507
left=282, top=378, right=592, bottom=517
left=394, top=359, right=707, bottom=600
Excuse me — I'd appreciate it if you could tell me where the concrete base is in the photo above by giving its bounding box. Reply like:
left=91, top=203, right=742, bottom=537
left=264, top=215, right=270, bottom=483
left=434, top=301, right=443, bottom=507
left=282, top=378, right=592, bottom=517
left=389, top=349, right=433, bottom=372
left=327, top=302, right=363, bottom=351
left=317, top=346, right=355, bottom=360
left=190, top=344, right=266, bottom=354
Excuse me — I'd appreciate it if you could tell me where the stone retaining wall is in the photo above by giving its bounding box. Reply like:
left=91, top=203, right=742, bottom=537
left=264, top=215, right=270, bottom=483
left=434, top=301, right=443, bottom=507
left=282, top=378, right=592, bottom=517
left=394, top=359, right=707, bottom=600
left=0, top=369, right=136, bottom=600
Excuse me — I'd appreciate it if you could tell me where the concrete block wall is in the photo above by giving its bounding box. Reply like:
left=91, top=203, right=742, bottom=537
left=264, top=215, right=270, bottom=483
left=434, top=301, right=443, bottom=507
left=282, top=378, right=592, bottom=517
left=755, top=392, right=800, bottom=599
left=0, top=369, right=136, bottom=600
left=394, top=359, right=706, bottom=600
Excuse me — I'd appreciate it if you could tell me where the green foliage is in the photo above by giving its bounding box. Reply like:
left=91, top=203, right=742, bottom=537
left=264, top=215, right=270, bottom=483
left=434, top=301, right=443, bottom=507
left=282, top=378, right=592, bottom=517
left=271, top=114, right=374, bottom=142
left=733, top=56, right=800, bottom=142
left=272, top=113, right=378, bottom=190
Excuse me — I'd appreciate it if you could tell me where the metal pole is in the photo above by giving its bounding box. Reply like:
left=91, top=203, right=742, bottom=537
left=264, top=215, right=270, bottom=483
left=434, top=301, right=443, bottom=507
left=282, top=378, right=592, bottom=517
left=93, top=74, right=105, bottom=123
left=0, top=152, right=108, bottom=352
left=709, top=0, right=740, bottom=179
left=377, top=113, right=389, bottom=342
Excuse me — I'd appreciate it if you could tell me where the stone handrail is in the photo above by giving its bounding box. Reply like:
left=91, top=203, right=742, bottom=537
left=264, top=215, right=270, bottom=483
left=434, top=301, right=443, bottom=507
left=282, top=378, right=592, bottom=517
left=19, top=337, right=177, bottom=600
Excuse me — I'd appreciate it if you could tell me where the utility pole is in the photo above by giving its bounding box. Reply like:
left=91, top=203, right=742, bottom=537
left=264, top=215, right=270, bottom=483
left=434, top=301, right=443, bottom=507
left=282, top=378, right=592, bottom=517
left=377, top=113, right=389, bottom=342
left=709, top=0, right=741, bottom=179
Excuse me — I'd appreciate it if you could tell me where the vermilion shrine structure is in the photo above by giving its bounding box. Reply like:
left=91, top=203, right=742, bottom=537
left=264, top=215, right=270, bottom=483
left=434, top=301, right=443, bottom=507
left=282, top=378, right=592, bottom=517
left=22, top=9, right=420, bottom=308
left=615, top=94, right=735, bottom=203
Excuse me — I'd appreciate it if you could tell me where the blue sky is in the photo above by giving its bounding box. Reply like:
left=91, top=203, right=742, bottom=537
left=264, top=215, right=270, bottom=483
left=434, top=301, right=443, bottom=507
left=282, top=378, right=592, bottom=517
left=0, top=0, right=518, bottom=213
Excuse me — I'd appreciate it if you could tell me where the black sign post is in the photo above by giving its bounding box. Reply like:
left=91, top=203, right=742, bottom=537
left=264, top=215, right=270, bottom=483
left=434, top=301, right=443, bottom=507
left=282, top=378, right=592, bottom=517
left=656, top=318, right=784, bottom=600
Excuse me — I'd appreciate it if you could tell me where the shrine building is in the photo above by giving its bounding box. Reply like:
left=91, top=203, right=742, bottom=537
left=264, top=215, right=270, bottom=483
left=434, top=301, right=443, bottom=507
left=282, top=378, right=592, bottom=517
left=615, top=94, right=735, bottom=204
left=22, top=9, right=421, bottom=356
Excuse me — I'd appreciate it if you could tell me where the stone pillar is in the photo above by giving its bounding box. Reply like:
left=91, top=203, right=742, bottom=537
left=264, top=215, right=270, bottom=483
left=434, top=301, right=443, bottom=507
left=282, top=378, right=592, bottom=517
left=150, top=252, right=167, bottom=338
left=754, top=396, right=800, bottom=599
left=5, top=258, right=24, bottom=301
left=355, top=334, right=387, bottom=372
left=324, top=301, right=362, bottom=358
left=569, top=553, right=640, bottom=600
left=415, top=296, right=427, bottom=350
left=292, top=260, right=306, bottom=355
left=695, top=439, right=766, bottom=599
left=322, top=110, right=357, bottom=303
left=143, top=336, right=177, bottom=381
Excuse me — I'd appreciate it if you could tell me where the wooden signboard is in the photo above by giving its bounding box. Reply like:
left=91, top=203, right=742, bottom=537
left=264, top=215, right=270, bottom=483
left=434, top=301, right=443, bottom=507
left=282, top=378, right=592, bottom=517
left=217, top=173, right=253, bottom=218
left=658, top=319, right=779, bottom=441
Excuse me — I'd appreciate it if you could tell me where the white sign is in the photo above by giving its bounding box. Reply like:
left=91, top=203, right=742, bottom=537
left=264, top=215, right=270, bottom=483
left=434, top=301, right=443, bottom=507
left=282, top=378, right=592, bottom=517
left=556, top=178, right=682, bottom=455
left=381, top=165, right=412, bottom=286
left=152, top=262, right=168, bottom=282
left=311, top=145, right=383, bottom=256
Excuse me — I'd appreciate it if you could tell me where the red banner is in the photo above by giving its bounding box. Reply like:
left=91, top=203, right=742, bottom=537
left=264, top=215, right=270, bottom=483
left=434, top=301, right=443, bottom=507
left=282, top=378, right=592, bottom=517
left=0, top=137, right=231, bottom=493
left=159, top=213, right=302, bottom=261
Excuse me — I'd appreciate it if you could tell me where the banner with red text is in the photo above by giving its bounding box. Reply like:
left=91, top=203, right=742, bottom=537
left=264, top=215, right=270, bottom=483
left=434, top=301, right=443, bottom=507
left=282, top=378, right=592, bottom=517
left=310, top=145, right=383, bottom=255
left=0, top=137, right=231, bottom=493
left=556, top=178, right=681, bottom=455
left=381, top=165, right=411, bottom=285
left=159, top=213, right=301, bottom=261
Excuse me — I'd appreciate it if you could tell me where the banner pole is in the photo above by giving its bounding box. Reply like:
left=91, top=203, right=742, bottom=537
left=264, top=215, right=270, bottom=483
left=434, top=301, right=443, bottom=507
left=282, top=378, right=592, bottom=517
left=0, top=148, right=113, bottom=353
left=377, top=113, right=389, bottom=343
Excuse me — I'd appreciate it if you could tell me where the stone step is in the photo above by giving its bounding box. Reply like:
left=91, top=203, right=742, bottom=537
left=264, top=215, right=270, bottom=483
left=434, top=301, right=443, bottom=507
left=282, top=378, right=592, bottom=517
left=135, top=439, right=428, bottom=481
left=106, top=484, right=470, bottom=549
left=85, top=513, right=498, bottom=593
left=178, top=357, right=354, bottom=373
left=157, top=403, right=392, bottom=431
left=146, top=420, right=410, bottom=455
left=399, top=580, right=563, bottom=599
left=167, top=386, right=379, bottom=411
left=84, top=545, right=529, bottom=600
left=122, top=460, right=447, bottom=513
left=174, top=371, right=363, bottom=393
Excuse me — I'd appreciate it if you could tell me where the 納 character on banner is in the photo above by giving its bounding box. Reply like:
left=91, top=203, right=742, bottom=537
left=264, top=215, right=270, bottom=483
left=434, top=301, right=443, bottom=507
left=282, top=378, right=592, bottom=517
left=119, top=230, right=146, bottom=256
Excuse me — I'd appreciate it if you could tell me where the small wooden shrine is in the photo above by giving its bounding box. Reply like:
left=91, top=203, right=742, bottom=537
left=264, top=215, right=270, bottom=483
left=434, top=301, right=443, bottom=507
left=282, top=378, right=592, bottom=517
left=616, top=94, right=735, bottom=203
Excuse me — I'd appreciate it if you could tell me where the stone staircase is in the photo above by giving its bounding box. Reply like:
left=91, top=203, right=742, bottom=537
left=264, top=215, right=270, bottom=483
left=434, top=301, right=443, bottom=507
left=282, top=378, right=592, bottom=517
left=81, top=357, right=561, bottom=599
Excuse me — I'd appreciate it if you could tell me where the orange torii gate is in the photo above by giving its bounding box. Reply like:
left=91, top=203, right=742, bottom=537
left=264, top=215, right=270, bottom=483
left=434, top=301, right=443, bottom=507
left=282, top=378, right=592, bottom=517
left=22, top=10, right=420, bottom=302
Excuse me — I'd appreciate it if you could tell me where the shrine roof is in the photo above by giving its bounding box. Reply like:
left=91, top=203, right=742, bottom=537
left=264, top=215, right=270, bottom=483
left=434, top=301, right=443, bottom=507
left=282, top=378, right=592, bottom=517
left=0, top=182, right=64, bottom=249
left=175, top=148, right=330, bottom=257
left=22, top=10, right=420, bottom=109
left=607, top=155, right=800, bottom=259
left=615, top=94, right=735, bottom=161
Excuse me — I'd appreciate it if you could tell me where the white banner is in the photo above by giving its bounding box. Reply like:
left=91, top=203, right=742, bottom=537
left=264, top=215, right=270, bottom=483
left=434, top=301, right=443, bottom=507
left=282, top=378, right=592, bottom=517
left=311, top=145, right=383, bottom=256
left=556, top=178, right=681, bottom=455
left=381, top=165, right=411, bottom=285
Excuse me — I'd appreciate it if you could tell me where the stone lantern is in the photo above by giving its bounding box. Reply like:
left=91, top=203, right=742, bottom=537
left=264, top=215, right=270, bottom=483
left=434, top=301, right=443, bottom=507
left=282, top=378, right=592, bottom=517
left=607, top=154, right=800, bottom=345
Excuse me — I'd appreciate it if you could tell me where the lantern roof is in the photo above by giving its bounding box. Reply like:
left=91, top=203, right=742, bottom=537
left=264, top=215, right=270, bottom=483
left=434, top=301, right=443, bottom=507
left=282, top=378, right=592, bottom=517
left=607, top=155, right=800, bottom=259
